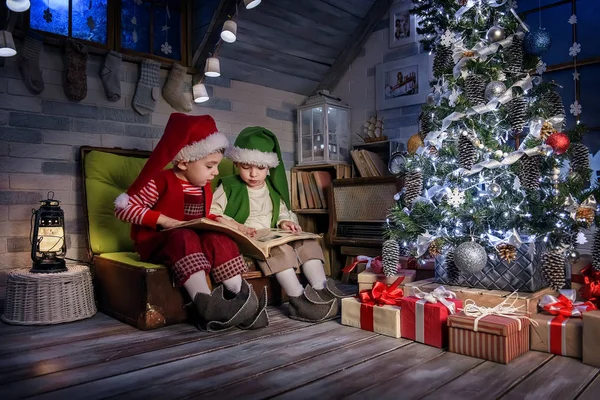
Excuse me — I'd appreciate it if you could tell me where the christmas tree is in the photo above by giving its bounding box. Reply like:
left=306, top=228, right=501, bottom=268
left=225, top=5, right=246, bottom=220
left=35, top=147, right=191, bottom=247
left=385, top=0, right=598, bottom=291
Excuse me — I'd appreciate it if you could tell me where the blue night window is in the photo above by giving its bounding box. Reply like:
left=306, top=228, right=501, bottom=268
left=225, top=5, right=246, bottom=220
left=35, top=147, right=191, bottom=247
left=29, top=0, right=108, bottom=45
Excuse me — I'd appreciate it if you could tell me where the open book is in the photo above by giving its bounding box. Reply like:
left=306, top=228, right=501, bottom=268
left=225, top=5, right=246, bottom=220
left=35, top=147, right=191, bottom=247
left=171, top=217, right=321, bottom=260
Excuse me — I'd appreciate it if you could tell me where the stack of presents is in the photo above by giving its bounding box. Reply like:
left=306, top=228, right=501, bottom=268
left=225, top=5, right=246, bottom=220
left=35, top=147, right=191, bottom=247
left=340, top=255, right=600, bottom=366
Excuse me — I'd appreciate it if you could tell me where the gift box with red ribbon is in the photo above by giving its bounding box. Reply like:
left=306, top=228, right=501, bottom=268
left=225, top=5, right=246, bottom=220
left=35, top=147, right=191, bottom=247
left=583, top=310, right=600, bottom=367
left=447, top=294, right=532, bottom=364
left=530, top=289, right=597, bottom=358
left=341, top=278, right=405, bottom=338
left=358, top=269, right=416, bottom=292
left=400, top=286, right=463, bottom=348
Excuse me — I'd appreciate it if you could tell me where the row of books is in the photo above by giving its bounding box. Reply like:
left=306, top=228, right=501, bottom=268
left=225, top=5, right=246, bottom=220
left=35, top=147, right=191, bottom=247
left=292, top=170, right=332, bottom=210
left=350, top=149, right=388, bottom=177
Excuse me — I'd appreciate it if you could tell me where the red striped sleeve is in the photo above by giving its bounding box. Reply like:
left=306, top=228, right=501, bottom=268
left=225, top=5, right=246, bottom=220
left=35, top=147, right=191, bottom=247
left=115, top=180, right=161, bottom=228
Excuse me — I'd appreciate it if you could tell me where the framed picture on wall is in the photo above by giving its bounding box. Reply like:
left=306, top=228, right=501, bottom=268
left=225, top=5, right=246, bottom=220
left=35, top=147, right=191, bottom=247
left=375, top=53, right=432, bottom=110
left=389, top=1, right=417, bottom=49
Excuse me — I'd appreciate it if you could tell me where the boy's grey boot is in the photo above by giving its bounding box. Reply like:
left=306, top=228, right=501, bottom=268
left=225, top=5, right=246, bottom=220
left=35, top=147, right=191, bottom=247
left=288, top=284, right=338, bottom=323
left=315, top=278, right=353, bottom=302
left=238, top=285, right=269, bottom=330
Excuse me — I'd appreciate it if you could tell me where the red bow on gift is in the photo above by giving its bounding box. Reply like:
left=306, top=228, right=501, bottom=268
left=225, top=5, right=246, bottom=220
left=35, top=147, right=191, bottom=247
left=342, top=256, right=383, bottom=274
left=540, top=289, right=597, bottom=318
left=579, top=265, right=600, bottom=308
left=358, top=276, right=405, bottom=306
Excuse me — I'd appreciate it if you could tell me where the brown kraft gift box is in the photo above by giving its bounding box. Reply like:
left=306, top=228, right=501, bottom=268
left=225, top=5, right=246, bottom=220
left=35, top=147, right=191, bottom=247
left=530, top=313, right=582, bottom=358
left=583, top=310, right=600, bottom=367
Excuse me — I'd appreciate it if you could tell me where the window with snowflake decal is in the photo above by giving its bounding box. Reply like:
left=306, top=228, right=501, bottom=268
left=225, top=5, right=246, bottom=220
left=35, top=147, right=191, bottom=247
left=29, top=0, right=108, bottom=44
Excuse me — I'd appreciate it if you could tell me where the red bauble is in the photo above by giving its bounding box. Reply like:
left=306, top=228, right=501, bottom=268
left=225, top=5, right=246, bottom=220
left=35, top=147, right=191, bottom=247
left=545, top=132, right=570, bottom=155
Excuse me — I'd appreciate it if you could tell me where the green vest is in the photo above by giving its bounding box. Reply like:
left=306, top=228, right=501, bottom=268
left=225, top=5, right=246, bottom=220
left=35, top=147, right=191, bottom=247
left=221, top=175, right=280, bottom=228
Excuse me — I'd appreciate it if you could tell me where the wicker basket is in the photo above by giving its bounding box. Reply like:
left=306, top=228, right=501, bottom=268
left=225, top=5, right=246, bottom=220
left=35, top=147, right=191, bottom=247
left=1, top=265, right=97, bottom=325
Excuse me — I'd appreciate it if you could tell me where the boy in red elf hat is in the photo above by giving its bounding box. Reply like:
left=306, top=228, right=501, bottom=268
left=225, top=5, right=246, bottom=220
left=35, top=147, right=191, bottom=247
left=115, top=113, right=267, bottom=331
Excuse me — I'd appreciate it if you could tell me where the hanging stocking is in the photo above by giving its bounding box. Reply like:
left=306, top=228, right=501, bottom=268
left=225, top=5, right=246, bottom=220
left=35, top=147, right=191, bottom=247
left=100, top=50, right=122, bottom=102
left=64, top=38, right=88, bottom=101
left=132, top=59, right=161, bottom=116
left=162, top=63, right=193, bottom=112
left=19, top=30, right=45, bottom=95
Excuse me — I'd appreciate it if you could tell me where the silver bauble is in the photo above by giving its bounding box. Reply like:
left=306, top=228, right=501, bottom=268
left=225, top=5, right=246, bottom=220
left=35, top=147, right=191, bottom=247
left=484, top=81, right=507, bottom=101
left=486, top=26, right=506, bottom=43
left=426, top=92, right=436, bottom=105
left=568, top=249, right=580, bottom=263
left=488, top=182, right=502, bottom=198
left=454, top=241, right=488, bottom=274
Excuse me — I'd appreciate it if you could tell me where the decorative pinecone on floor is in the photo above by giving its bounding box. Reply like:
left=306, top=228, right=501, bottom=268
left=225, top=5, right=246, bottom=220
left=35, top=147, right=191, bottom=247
left=593, top=230, right=600, bottom=271
left=382, top=239, right=400, bottom=277
left=458, top=135, right=476, bottom=170
left=420, top=112, right=434, bottom=140
left=505, top=36, right=524, bottom=74
left=403, top=170, right=423, bottom=206
left=519, top=155, right=542, bottom=190
left=507, top=97, right=528, bottom=133
left=465, top=74, right=486, bottom=106
left=433, top=45, right=454, bottom=78
left=445, top=250, right=460, bottom=284
left=541, top=250, right=566, bottom=290
left=540, top=121, right=554, bottom=141
left=570, top=142, right=590, bottom=173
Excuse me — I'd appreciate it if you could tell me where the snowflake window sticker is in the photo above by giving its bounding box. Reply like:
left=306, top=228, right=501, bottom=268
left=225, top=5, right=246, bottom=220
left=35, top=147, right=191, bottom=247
left=535, top=61, right=547, bottom=75
left=161, top=3, right=172, bottom=55
left=569, top=42, right=581, bottom=57
left=570, top=100, right=582, bottom=116
left=568, top=15, right=578, bottom=24
left=132, top=0, right=138, bottom=44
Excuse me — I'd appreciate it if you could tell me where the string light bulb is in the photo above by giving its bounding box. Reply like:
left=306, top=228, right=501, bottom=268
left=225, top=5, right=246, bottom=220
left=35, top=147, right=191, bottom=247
left=244, top=0, right=261, bottom=9
left=204, top=57, right=221, bottom=77
left=6, top=0, right=30, bottom=12
left=221, top=20, right=237, bottom=43
left=193, top=83, right=209, bottom=103
left=0, top=31, right=17, bottom=57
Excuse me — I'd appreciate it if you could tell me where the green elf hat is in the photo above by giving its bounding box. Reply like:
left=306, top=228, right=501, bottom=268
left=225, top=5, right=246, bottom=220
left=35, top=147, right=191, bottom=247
left=226, top=126, right=290, bottom=209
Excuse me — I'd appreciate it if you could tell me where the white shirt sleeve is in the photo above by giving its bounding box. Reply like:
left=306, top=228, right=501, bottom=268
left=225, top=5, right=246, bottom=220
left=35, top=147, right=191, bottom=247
left=277, top=199, right=299, bottom=226
left=209, top=184, right=234, bottom=220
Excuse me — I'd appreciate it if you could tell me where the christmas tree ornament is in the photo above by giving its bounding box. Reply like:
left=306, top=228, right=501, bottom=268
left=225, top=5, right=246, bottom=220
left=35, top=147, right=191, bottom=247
left=426, top=92, right=436, bottom=105
left=575, top=206, right=595, bottom=227
left=542, top=90, right=566, bottom=129
left=407, top=133, right=425, bottom=154
left=447, top=188, right=466, bottom=208
left=458, top=134, right=476, bottom=170
left=519, top=155, right=542, bottom=190
left=428, top=239, right=443, bottom=258
left=465, top=74, right=486, bottom=106
left=445, top=249, right=460, bottom=283
left=382, top=239, right=400, bottom=277
left=507, top=97, right=528, bottom=132
left=454, top=241, right=488, bottom=274
left=540, top=121, right=555, bottom=140
left=496, top=243, right=517, bottom=263
left=545, top=132, right=570, bottom=155
left=567, top=249, right=580, bottom=263
left=403, top=170, right=423, bottom=206
left=433, top=45, right=454, bottom=78
left=505, top=36, right=524, bottom=74
left=541, top=250, right=566, bottom=290
left=428, top=145, right=439, bottom=157
left=524, top=28, right=552, bottom=56
left=570, top=142, right=590, bottom=173
left=484, top=81, right=506, bottom=101
left=593, top=230, right=600, bottom=271
left=486, top=26, right=506, bottom=43
left=488, top=182, right=502, bottom=197
left=420, top=112, right=434, bottom=139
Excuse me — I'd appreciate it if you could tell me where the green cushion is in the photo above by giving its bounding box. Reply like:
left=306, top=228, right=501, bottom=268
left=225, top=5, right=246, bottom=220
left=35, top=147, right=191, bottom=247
left=98, top=252, right=164, bottom=269
left=84, top=149, right=236, bottom=256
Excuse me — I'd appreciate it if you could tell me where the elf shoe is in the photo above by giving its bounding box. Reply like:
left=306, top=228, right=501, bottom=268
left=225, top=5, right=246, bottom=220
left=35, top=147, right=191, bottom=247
left=238, top=285, right=269, bottom=330
left=315, top=278, right=353, bottom=302
left=194, top=279, right=258, bottom=332
left=288, top=284, right=338, bottom=323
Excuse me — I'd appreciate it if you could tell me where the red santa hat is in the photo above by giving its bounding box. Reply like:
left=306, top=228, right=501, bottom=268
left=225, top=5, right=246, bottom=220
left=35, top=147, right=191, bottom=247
left=115, top=113, right=228, bottom=209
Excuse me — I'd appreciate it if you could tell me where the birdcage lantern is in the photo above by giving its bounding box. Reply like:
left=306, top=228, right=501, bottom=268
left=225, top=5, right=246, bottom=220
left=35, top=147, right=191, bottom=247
left=297, top=90, right=351, bottom=165
left=30, top=192, right=67, bottom=273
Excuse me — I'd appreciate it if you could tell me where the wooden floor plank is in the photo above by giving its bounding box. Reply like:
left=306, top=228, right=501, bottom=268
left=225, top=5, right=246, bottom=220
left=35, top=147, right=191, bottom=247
left=500, top=354, right=598, bottom=400
left=420, top=351, right=553, bottom=400
left=0, top=313, right=312, bottom=398
left=272, top=342, right=445, bottom=399
left=346, top=351, right=484, bottom=399
left=195, top=335, right=411, bottom=400
left=577, top=373, right=600, bottom=400
left=31, top=322, right=376, bottom=400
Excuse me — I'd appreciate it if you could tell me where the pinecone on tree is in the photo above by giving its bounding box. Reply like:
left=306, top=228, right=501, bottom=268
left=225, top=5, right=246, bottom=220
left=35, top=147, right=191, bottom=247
left=420, top=112, right=434, bottom=140
left=542, top=90, right=566, bottom=121
left=445, top=250, right=460, bottom=284
left=519, top=155, right=542, bottom=190
left=433, top=45, right=454, bottom=78
left=382, top=239, right=400, bottom=277
left=428, top=239, right=443, bottom=258
left=465, top=74, right=486, bottom=106
left=570, top=142, right=590, bottom=173
left=458, top=135, right=476, bottom=170
left=541, top=250, right=566, bottom=290
left=540, top=121, right=555, bottom=141
left=507, top=97, right=528, bottom=133
left=505, top=36, right=524, bottom=73
left=593, top=230, right=600, bottom=271
left=403, top=170, right=423, bottom=206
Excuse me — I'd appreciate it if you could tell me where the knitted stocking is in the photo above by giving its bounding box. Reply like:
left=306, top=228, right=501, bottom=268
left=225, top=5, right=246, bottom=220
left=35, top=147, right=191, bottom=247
left=162, top=63, right=192, bottom=112
left=64, top=38, right=88, bottom=101
left=18, top=30, right=45, bottom=95
left=100, top=50, right=122, bottom=102
left=133, top=59, right=161, bottom=115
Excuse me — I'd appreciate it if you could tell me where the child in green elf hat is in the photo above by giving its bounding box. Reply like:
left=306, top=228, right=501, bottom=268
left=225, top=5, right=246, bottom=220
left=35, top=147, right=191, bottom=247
left=211, top=126, right=349, bottom=322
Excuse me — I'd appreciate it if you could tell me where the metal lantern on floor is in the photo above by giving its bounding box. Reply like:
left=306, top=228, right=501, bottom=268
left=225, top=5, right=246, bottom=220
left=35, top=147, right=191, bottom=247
left=297, top=90, right=351, bottom=165
left=30, top=192, right=67, bottom=273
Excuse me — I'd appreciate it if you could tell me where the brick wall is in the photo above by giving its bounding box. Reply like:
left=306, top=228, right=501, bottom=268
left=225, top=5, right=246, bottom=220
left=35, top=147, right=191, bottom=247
left=331, top=10, right=424, bottom=149
left=0, top=43, right=304, bottom=271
